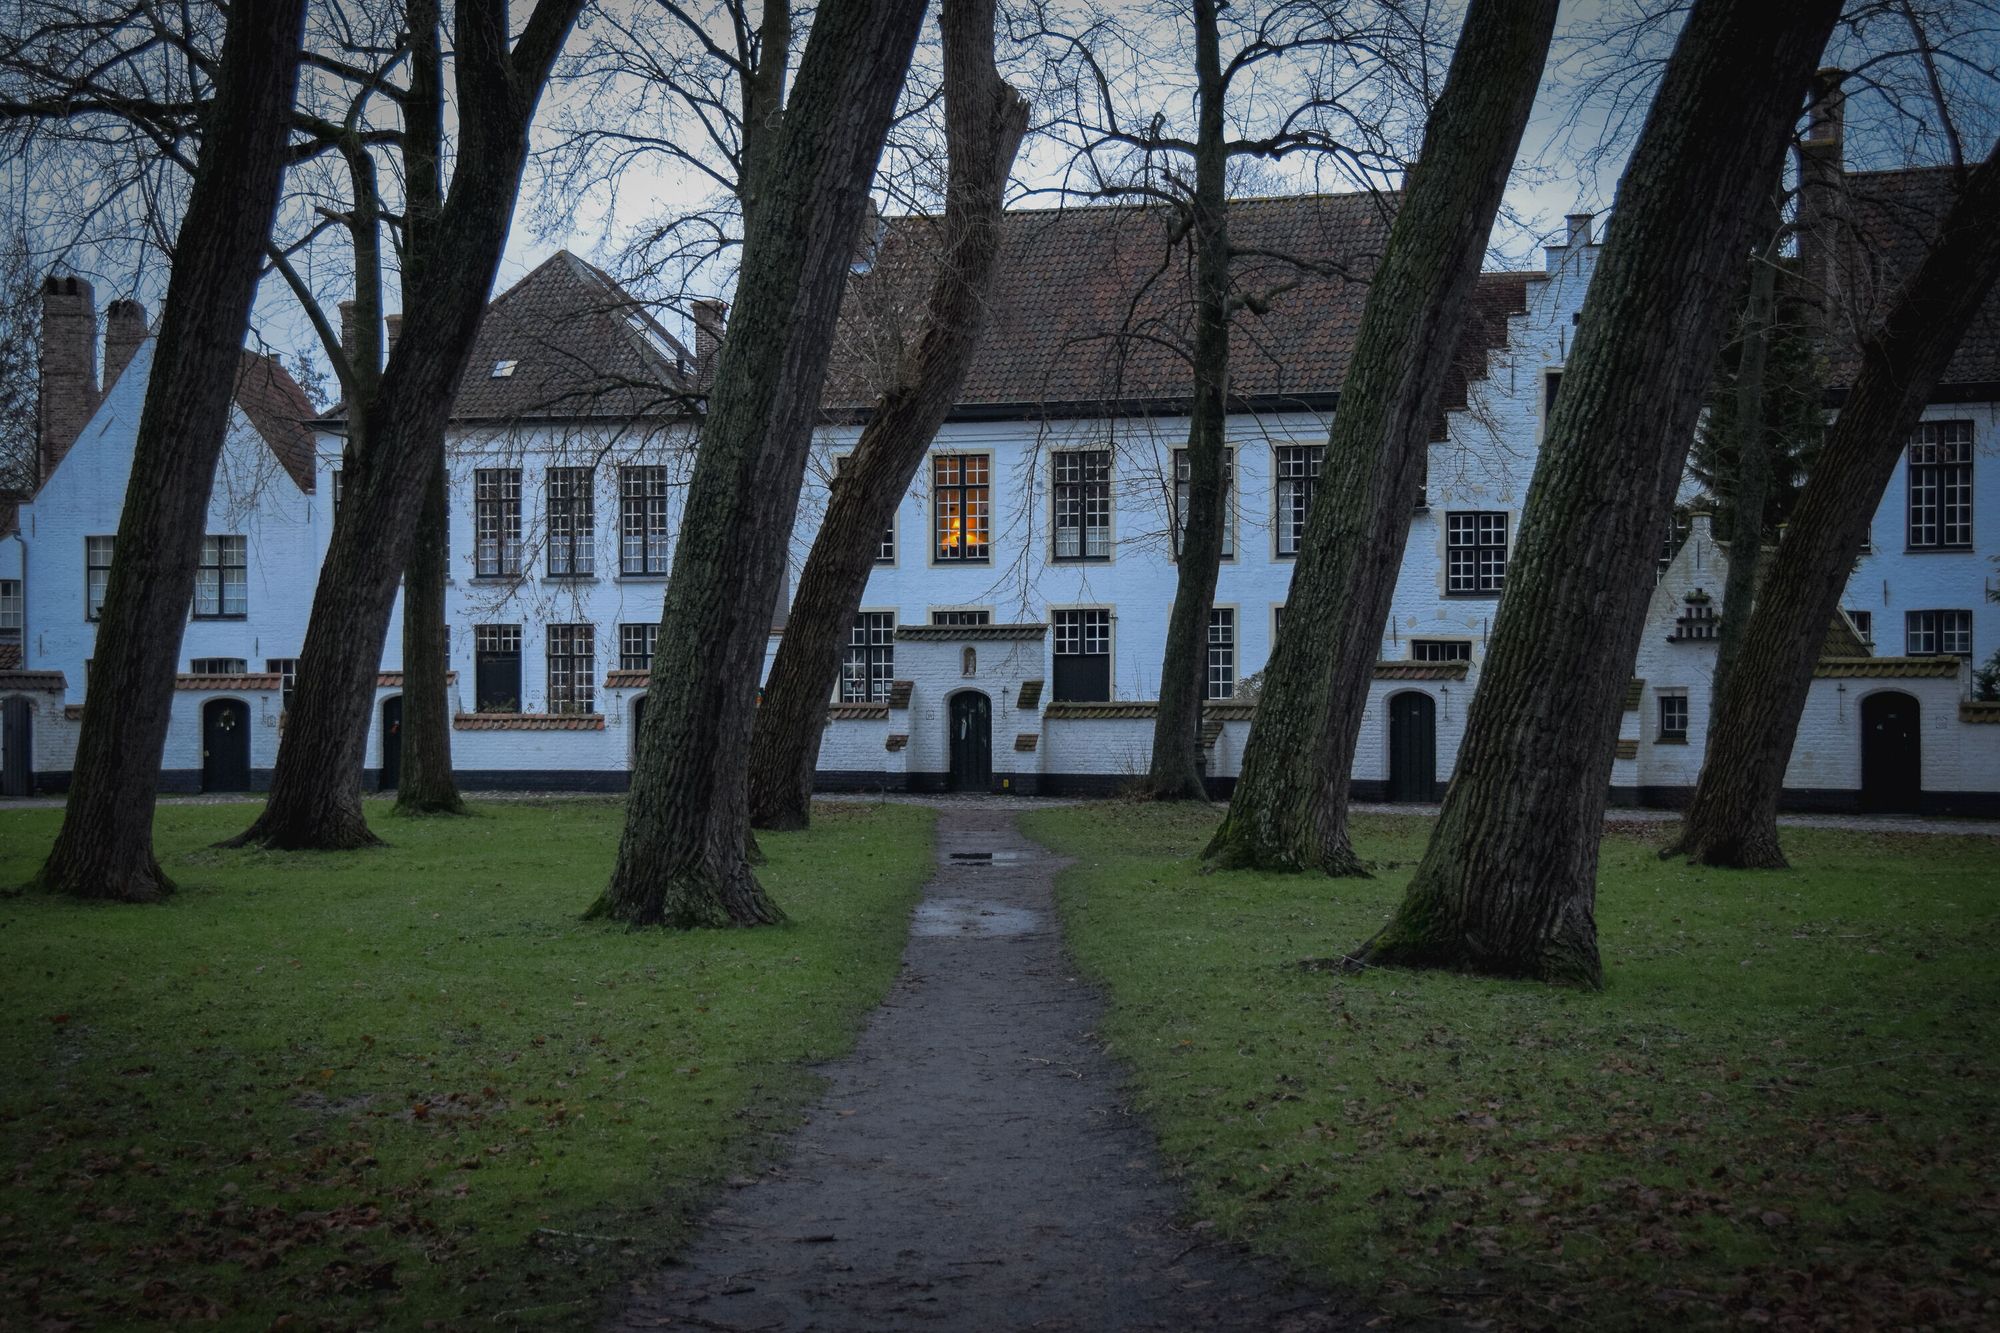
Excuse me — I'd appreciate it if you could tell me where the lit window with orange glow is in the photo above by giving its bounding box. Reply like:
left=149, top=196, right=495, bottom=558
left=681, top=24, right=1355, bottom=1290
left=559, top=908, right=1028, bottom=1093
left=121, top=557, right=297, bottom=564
left=934, top=454, right=991, bottom=562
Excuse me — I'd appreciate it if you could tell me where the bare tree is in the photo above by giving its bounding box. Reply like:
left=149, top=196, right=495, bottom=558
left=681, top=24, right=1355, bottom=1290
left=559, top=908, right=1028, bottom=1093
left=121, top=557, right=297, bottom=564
left=1353, top=0, right=1844, bottom=985
left=588, top=0, right=928, bottom=928
left=0, top=213, right=37, bottom=495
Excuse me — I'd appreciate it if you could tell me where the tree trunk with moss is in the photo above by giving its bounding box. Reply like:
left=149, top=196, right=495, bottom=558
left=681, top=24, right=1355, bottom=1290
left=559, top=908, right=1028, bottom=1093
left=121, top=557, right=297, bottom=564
left=1668, top=141, right=2000, bottom=868
left=1358, top=0, right=1843, bottom=985
left=589, top=0, right=926, bottom=926
left=746, top=0, right=1026, bottom=832
left=1710, top=208, right=1783, bottom=710
left=1203, top=0, right=1558, bottom=869
left=31, top=0, right=306, bottom=901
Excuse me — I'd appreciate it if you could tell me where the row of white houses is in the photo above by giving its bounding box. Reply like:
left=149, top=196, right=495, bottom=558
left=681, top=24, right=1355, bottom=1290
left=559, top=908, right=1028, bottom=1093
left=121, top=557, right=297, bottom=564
left=3, top=149, right=1997, bottom=810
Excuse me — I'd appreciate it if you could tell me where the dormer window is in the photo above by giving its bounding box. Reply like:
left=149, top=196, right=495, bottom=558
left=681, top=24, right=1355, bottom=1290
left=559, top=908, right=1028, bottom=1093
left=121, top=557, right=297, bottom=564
left=491, top=359, right=518, bottom=378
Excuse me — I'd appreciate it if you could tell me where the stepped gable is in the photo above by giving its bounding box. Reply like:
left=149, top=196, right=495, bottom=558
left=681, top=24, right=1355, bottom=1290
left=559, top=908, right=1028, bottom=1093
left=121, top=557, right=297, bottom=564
left=233, top=353, right=318, bottom=492
left=822, top=192, right=1515, bottom=418
left=439, top=251, right=699, bottom=425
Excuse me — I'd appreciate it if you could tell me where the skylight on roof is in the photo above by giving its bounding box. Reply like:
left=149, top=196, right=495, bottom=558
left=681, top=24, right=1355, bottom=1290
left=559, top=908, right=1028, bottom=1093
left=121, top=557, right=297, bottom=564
left=491, top=359, right=518, bottom=378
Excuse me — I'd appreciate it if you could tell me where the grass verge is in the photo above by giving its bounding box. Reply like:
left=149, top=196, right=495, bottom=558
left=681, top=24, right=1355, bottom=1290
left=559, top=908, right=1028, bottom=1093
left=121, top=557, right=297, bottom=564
left=0, top=796, right=933, bottom=1330
left=1023, top=802, right=1999, bottom=1330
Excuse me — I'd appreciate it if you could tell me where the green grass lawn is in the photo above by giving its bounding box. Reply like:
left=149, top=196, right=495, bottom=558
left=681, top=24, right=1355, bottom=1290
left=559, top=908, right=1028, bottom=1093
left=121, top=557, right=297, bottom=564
left=0, top=797, right=934, bottom=1331
left=1024, top=803, right=2000, bottom=1331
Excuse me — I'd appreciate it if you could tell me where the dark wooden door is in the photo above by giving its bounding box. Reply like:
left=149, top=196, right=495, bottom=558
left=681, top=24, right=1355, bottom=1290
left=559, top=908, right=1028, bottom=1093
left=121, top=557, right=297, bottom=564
left=630, top=696, right=647, bottom=767
left=379, top=695, right=402, bottom=790
left=1388, top=691, right=1437, bottom=803
left=202, top=698, right=251, bottom=792
left=949, top=692, right=991, bottom=792
left=1860, top=690, right=1921, bottom=814
left=1, top=695, right=32, bottom=797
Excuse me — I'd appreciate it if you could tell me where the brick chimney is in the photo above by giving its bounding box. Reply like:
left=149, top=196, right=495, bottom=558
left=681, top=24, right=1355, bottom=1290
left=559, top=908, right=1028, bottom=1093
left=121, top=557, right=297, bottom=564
left=1565, top=213, right=1593, bottom=247
left=384, top=312, right=402, bottom=353
left=692, top=299, right=727, bottom=387
left=38, top=275, right=99, bottom=484
left=102, top=299, right=149, bottom=393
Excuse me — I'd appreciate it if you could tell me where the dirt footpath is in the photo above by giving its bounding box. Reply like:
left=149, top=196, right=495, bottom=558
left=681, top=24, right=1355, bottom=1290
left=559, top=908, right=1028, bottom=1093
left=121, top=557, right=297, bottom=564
left=607, top=805, right=1357, bottom=1332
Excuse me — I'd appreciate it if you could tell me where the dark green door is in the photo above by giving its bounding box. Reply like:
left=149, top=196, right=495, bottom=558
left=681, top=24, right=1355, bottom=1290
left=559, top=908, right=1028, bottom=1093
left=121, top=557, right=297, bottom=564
left=949, top=692, right=991, bottom=792
left=201, top=698, right=251, bottom=792
left=1860, top=691, right=1921, bottom=813
left=380, top=695, right=402, bottom=790
left=2, top=695, right=32, bottom=797
left=1388, top=691, right=1436, bottom=802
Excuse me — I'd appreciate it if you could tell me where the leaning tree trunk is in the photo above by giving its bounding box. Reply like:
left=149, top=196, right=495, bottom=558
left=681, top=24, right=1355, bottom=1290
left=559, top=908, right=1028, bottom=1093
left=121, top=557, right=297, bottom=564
left=1203, top=0, right=1559, bottom=869
left=1359, top=0, right=1844, bottom=985
left=746, top=0, right=1027, bottom=832
left=31, top=0, right=307, bottom=901
left=393, top=0, right=465, bottom=817
left=225, top=0, right=584, bottom=850
left=1668, top=140, right=2000, bottom=868
left=1140, top=0, right=1232, bottom=802
left=1710, top=211, right=1783, bottom=709
left=589, top=0, right=927, bottom=926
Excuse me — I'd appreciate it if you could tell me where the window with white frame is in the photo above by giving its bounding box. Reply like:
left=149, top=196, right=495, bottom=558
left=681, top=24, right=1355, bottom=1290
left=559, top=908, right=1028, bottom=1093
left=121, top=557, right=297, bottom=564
left=1052, top=608, right=1111, bottom=702
left=0, top=578, right=20, bottom=637
left=330, top=469, right=344, bottom=524
left=1657, top=691, right=1688, bottom=742
left=1446, top=512, right=1508, bottom=594
left=474, top=624, right=521, bottom=711
left=1905, top=609, right=1972, bottom=657
left=1846, top=609, right=1873, bottom=647
left=1207, top=608, right=1235, bottom=700
left=1410, top=639, right=1471, bottom=663
left=619, top=465, right=671, bottom=574
left=267, top=657, right=298, bottom=708
left=1052, top=448, right=1111, bottom=561
left=546, top=467, right=594, bottom=576
left=193, top=535, right=248, bottom=618
left=933, top=454, right=991, bottom=561
left=841, top=611, right=895, bottom=702
left=1275, top=444, right=1322, bottom=556
left=619, top=622, right=657, bottom=672
left=1174, top=447, right=1234, bottom=557
left=547, top=623, right=596, bottom=714
left=931, top=608, right=991, bottom=626
left=85, top=536, right=114, bottom=620
left=834, top=454, right=896, bottom=562
left=1907, top=420, right=1973, bottom=549
left=475, top=468, right=523, bottom=576
left=190, top=657, right=246, bottom=674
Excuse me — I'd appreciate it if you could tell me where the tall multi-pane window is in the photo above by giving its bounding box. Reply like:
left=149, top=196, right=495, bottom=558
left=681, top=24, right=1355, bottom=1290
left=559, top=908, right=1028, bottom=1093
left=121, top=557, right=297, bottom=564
left=834, top=454, right=896, bottom=562
left=1052, top=608, right=1112, bottom=702
left=475, top=468, right=523, bottom=576
left=933, top=454, right=991, bottom=561
left=1907, top=420, right=1973, bottom=549
left=1906, top=609, right=1972, bottom=657
left=85, top=535, right=115, bottom=620
left=1446, top=512, right=1508, bottom=594
left=0, top=578, right=21, bottom=638
left=1206, top=608, right=1235, bottom=700
left=1275, top=444, right=1322, bottom=556
left=619, top=465, right=671, bottom=574
left=842, top=611, right=895, bottom=702
left=619, top=622, right=657, bottom=672
left=1173, top=447, right=1234, bottom=557
left=1052, top=449, right=1111, bottom=561
left=931, top=609, right=991, bottom=626
left=474, top=625, right=522, bottom=711
left=267, top=658, right=299, bottom=708
left=546, top=467, right=594, bottom=576
left=193, top=535, right=248, bottom=618
left=547, top=624, right=596, bottom=714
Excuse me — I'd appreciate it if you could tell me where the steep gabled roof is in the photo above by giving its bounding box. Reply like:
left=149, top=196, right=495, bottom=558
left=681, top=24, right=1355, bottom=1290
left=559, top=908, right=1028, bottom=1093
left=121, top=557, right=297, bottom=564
left=234, top=353, right=317, bottom=491
left=821, top=192, right=1518, bottom=419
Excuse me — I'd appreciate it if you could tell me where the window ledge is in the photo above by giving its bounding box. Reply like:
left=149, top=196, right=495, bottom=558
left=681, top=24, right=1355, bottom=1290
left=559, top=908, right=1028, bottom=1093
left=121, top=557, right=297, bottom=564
left=1903, top=545, right=1975, bottom=554
left=616, top=572, right=671, bottom=582
left=1441, top=591, right=1503, bottom=600
left=1655, top=735, right=1689, bottom=745
left=542, top=574, right=600, bottom=584
left=1049, top=556, right=1113, bottom=565
left=190, top=614, right=250, bottom=622
left=468, top=575, right=524, bottom=585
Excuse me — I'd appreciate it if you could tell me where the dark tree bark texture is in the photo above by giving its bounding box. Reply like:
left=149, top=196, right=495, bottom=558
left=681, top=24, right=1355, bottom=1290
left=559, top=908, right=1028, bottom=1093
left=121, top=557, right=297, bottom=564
left=227, top=0, right=584, bottom=850
left=1203, top=0, right=1558, bottom=869
left=1359, top=0, right=1844, bottom=985
left=589, top=0, right=927, bottom=926
left=1140, top=0, right=1233, bottom=802
left=746, top=0, right=1028, bottom=832
left=1669, top=141, right=2000, bottom=868
left=31, top=0, right=307, bottom=901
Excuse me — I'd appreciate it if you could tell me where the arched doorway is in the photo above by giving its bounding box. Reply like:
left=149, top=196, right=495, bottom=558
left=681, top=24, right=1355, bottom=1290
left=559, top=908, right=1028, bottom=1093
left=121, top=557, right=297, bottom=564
left=948, top=691, right=991, bottom=792
left=1387, top=691, right=1437, bottom=803
left=379, top=695, right=403, bottom=790
left=630, top=695, right=647, bottom=767
left=201, top=698, right=252, bottom=793
left=1860, top=690, right=1921, bottom=814
left=1, top=695, right=32, bottom=797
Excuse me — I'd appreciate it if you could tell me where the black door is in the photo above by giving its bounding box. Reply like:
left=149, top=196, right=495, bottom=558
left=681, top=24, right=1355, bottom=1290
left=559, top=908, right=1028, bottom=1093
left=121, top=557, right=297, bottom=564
left=379, top=695, right=403, bottom=790
left=1860, top=690, right=1921, bottom=814
left=1, top=695, right=32, bottom=797
left=202, top=698, right=251, bottom=793
left=630, top=696, right=647, bottom=767
left=1388, top=691, right=1437, bottom=803
left=948, top=692, right=991, bottom=792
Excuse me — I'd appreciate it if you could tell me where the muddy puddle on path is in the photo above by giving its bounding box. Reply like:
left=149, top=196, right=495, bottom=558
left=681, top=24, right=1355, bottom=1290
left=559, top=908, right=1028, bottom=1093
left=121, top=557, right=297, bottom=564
left=909, top=897, right=1041, bottom=938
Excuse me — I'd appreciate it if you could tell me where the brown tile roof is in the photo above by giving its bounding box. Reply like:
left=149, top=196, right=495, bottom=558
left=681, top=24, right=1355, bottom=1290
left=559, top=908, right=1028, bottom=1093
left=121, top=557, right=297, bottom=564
left=63, top=703, right=82, bottom=719
left=376, top=671, right=458, bottom=687
left=1374, top=660, right=1469, bottom=680
left=1961, top=701, right=2000, bottom=724
left=0, top=642, right=20, bottom=669
left=895, top=623, right=1048, bottom=642
left=1013, top=732, right=1039, bottom=752
left=885, top=733, right=908, bottom=751
left=604, top=669, right=651, bottom=690
left=452, top=711, right=606, bottom=730
left=828, top=702, right=889, bottom=720
left=1625, top=678, right=1645, bottom=711
left=1043, top=701, right=1158, bottom=719
left=234, top=353, right=318, bottom=492
left=1814, top=656, right=1961, bottom=679
left=886, top=680, right=913, bottom=710
left=823, top=194, right=1528, bottom=419
left=0, top=669, right=64, bottom=691
left=1614, top=738, right=1639, bottom=760
left=175, top=672, right=281, bottom=691
left=1206, top=702, right=1256, bottom=720
left=1015, top=680, right=1043, bottom=710
left=1821, top=611, right=1871, bottom=660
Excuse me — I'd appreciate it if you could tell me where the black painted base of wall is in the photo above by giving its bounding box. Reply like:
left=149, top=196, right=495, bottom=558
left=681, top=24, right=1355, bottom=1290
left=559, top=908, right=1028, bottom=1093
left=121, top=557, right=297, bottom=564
left=1610, top=784, right=2000, bottom=819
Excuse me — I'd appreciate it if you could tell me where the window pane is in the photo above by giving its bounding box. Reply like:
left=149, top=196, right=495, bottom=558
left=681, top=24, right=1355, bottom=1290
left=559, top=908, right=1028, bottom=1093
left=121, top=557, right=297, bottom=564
left=1206, top=608, right=1234, bottom=700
